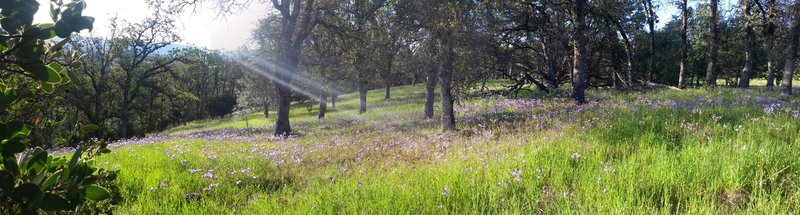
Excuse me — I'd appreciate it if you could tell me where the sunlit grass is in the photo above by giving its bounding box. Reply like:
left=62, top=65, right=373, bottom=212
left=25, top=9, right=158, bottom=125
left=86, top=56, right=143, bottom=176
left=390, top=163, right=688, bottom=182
left=98, top=82, right=800, bottom=214
left=747, top=78, right=800, bottom=87
left=164, top=84, right=434, bottom=135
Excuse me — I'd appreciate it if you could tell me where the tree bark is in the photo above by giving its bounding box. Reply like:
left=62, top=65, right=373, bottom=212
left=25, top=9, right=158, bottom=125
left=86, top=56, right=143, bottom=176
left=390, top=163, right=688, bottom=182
left=119, top=98, right=129, bottom=138
left=761, top=0, right=778, bottom=90
left=766, top=38, right=776, bottom=90
left=383, top=53, right=394, bottom=99
left=706, top=0, right=719, bottom=87
left=424, top=65, right=437, bottom=119
left=622, top=37, right=634, bottom=92
left=119, top=79, right=131, bottom=138
left=358, top=82, right=367, bottom=114
left=644, top=0, right=656, bottom=82
left=270, top=0, right=317, bottom=135
left=147, top=94, right=154, bottom=132
left=740, top=0, right=756, bottom=88
left=91, top=78, right=105, bottom=136
left=679, top=0, right=689, bottom=88
left=355, top=49, right=369, bottom=114
left=610, top=17, right=635, bottom=92
left=385, top=85, right=391, bottom=99
left=438, top=39, right=456, bottom=131
left=318, top=92, right=326, bottom=119
left=572, top=0, right=588, bottom=103
left=263, top=100, right=270, bottom=118
left=781, top=1, right=800, bottom=95
left=274, top=84, right=292, bottom=135
left=541, top=37, right=559, bottom=90
left=272, top=48, right=299, bottom=135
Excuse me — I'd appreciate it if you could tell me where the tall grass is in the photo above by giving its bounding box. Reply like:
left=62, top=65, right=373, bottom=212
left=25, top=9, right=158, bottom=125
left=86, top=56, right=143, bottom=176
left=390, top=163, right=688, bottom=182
left=97, top=85, right=800, bottom=214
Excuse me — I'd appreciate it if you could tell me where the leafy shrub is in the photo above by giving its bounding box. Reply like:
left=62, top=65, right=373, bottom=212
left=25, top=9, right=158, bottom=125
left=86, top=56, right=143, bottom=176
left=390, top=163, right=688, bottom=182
left=207, top=94, right=237, bottom=118
left=0, top=135, right=121, bottom=214
left=1, top=0, right=120, bottom=214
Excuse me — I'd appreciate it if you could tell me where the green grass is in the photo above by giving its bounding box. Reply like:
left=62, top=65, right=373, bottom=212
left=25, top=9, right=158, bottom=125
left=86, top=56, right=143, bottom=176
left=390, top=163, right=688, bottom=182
left=163, top=84, right=433, bottom=135
left=97, top=82, right=800, bottom=214
left=746, top=79, right=800, bottom=87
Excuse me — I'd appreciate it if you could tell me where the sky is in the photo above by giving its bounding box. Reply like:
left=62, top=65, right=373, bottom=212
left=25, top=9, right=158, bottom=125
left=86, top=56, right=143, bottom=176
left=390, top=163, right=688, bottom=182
left=656, top=0, right=738, bottom=29
left=34, top=0, right=270, bottom=50
left=32, top=0, right=737, bottom=51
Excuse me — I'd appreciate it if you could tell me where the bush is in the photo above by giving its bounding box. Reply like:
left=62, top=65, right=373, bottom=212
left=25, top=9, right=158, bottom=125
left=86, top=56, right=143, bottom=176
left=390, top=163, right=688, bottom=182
left=0, top=136, right=122, bottom=214
left=0, top=0, right=120, bottom=214
left=207, top=94, right=238, bottom=118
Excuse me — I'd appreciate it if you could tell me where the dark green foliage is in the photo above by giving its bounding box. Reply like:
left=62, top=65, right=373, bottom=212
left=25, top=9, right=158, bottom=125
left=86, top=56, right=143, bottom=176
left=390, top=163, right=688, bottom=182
left=1, top=138, right=121, bottom=214
left=60, top=42, right=246, bottom=139
left=207, top=93, right=237, bottom=118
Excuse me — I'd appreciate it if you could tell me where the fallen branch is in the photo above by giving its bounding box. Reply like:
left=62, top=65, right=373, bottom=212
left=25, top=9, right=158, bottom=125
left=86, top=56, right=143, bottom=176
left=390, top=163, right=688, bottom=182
left=638, top=80, right=683, bottom=91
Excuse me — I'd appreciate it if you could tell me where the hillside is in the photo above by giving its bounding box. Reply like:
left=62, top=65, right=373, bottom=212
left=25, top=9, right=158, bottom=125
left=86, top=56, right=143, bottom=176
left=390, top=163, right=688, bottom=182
left=7, top=0, right=800, bottom=213
left=96, top=84, right=800, bottom=214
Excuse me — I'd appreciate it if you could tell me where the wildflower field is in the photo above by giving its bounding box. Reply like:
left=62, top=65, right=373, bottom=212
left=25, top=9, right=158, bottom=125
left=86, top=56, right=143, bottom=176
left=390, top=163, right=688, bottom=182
left=91, top=84, right=800, bottom=214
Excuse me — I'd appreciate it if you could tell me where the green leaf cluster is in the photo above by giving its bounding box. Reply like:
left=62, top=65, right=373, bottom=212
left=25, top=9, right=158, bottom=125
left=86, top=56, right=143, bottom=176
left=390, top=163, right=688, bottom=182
left=0, top=0, right=92, bottom=95
left=1, top=138, right=120, bottom=214
left=1, top=0, right=121, bottom=214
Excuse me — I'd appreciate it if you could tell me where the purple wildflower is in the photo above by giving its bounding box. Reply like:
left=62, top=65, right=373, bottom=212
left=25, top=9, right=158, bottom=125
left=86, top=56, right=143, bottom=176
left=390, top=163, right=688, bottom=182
left=511, top=169, right=523, bottom=182
left=202, top=170, right=215, bottom=179
left=711, top=114, right=722, bottom=122
left=202, top=183, right=220, bottom=192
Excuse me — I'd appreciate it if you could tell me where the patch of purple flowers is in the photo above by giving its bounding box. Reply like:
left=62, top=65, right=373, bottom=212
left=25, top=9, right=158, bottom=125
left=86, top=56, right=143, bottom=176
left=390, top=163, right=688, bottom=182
left=511, top=169, right=523, bottom=182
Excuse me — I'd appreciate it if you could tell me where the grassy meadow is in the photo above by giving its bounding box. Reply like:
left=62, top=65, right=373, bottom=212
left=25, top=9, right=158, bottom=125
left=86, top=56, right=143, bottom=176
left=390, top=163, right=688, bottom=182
left=92, top=83, right=800, bottom=214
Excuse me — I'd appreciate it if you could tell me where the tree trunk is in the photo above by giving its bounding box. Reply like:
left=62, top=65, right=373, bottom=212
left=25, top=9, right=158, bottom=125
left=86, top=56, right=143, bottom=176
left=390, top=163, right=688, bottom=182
left=781, top=1, right=800, bottom=95
left=608, top=41, right=624, bottom=90
left=331, top=95, right=336, bottom=108
left=541, top=37, right=559, bottom=90
left=764, top=0, right=777, bottom=90
left=92, top=82, right=104, bottom=137
left=572, top=0, right=588, bottom=103
left=383, top=54, right=394, bottom=99
left=623, top=38, right=634, bottom=92
left=318, top=92, right=327, bottom=119
left=272, top=51, right=297, bottom=135
left=270, top=0, right=316, bottom=136
left=213, top=70, right=220, bottom=95
left=147, top=95, right=154, bottom=132
left=706, top=0, right=719, bottom=87
left=610, top=18, right=635, bottom=92
left=645, top=0, right=656, bottom=82
left=358, top=82, right=367, bottom=114
left=695, top=75, right=700, bottom=86
left=274, top=84, right=292, bottom=135
left=424, top=66, right=437, bottom=119
left=766, top=40, right=776, bottom=90
left=740, top=0, right=756, bottom=88
left=385, top=85, right=391, bottom=99
left=438, top=39, right=456, bottom=131
left=679, top=0, right=688, bottom=88
left=93, top=83, right=102, bottom=123
left=119, top=98, right=129, bottom=138
left=264, top=99, right=269, bottom=119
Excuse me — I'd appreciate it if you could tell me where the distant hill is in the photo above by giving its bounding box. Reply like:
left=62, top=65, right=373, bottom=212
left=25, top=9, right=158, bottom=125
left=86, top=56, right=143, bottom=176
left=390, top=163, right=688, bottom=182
left=54, top=36, right=204, bottom=55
